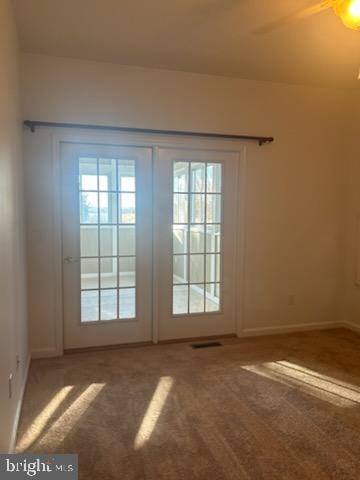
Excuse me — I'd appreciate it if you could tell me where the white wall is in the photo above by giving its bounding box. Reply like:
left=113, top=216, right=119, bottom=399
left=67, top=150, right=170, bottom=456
left=21, top=53, right=352, bottom=355
left=341, top=94, right=360, bottom=331
left=0, top=0, right=29, bottom=453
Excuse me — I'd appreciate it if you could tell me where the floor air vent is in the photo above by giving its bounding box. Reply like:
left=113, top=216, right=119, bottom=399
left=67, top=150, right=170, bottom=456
left=191, top=341, right=223, bottom=349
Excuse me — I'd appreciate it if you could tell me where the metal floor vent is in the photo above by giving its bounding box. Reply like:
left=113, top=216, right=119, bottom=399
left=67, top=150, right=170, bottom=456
left=191, top=341, right=223, bottom=349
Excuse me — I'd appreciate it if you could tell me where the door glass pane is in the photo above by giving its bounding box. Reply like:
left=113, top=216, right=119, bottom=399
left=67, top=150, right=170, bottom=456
left=119, top=257, right=136, bottom=287
left=80, top=175, right=97, bottom=190
left=173, top=194, right=188, bottom=224
left=173, top=225, right=188, bottom=254
left=206, top=283, right=220, bottom=312
left=80, top=192, right=98, bottom=223
left=190, top=255, right=204, bottom=283
left=190, top=194, right=205, bottom=223
left=206, top=195, right=221, bottom=223
left=80, top=226, right=98, bottom=257
left=206, top=254, right=221, bottom=283
left=172, top=161, right=223, bottom=315
left=99, top=158, right=117, bottom=191
left=207, top=163, right=222, bottom=193
left=81, top=258, right=99, bottom=290
left=81, top=290, right=99, bottom=322
left=100, top=226, right=117, bottom=256
left=174, top=162, right=189, bottom=192
left=79, top=158, right=97, bottom=190
left=100, top=289, right=117, bottom=320
left=118, top=226, right=136, bottom=256
left=119, top=288, right=136, bottom=319
left=100, top=258, right=117, bottom=288
left=100, top=193, right=117, bottom=224
left=79, top=157, right=137, bottom=322
left=206, top=225, right=221, bottom=253
left=173, top=255, right=188, bottom=284
left=191, top=163, right=205, bottom=192
left=190, top=284, right=205, bottom=313
left=190, top=225, right=205, bottom=253
left=119, top=160, right=136, bottom=192
left=173, top=285, right=188, bottom=315
left=119, top=193, right=136, bottom=223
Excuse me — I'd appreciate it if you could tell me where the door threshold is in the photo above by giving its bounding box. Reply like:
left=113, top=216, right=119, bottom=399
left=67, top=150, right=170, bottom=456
left=64, top=340, right=153, bottom=355
left=158, top=333, right=236, bottom=345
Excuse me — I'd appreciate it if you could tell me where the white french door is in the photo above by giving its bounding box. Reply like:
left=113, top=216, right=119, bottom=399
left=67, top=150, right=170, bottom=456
left=154, top=148, right=239, bottom=341
left=61, top=142, right=240, bottom=348
left=61, top=143, right=153, bottom=349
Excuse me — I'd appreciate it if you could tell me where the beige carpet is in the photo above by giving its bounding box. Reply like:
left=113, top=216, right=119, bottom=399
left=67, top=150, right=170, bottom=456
left=16, top=329, right=360, bottom=479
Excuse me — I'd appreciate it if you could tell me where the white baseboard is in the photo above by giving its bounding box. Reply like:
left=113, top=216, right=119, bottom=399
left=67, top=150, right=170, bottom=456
left=31, top=347, right=62, bottom=359
left=239, top=321, right=344, bottom=337
left=9, top=355, right=31, bottom=453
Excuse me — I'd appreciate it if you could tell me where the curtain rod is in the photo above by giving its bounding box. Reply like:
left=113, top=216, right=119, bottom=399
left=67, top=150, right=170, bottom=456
left=23, top=120, right=274, bottom=146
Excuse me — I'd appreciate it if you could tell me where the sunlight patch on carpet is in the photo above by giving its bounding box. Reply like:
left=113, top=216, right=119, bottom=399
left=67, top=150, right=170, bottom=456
left=32, top=383, right=105, bottom=449
left=17, top=385, right=74, bottom=452
left=242, top=361, right=360, bottom=408
left=134, top=376, right=174, bottom=450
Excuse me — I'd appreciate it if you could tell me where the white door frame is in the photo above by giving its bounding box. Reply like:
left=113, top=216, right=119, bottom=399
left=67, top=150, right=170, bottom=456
left=50, top=128, right=248, bottom=354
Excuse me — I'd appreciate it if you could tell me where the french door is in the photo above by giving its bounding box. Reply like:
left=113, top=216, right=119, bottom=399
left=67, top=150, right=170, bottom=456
left=155, top=148, right=239, bottom=341
left=61, top=142, right=239, bottom=348
left=61, top=143, right=153, bottom=349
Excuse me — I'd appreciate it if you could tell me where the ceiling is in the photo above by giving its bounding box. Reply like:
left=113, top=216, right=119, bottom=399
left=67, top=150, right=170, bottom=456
left=13, top=0, right=360, bottom=88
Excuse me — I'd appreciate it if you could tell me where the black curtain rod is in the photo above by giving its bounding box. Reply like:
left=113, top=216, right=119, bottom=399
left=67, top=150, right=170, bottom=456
left=23, top=120, right=274, bottom=146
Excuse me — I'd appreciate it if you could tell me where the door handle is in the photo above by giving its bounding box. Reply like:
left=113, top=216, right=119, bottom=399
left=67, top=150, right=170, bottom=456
left=63, top=256, right=79, bottom=264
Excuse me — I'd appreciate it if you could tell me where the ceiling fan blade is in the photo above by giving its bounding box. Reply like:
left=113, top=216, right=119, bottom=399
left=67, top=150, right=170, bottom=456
left=253, top=1, right=332, bottom=34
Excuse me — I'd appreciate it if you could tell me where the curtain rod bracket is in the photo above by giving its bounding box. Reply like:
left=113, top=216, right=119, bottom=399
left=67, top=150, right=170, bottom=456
left=23, top=120, right=274, bottom=145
